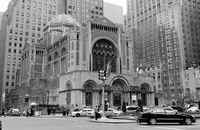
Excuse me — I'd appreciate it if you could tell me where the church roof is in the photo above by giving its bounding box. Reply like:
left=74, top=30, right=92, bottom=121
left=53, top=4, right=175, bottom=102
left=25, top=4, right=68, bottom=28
left=47, top=14, right=80, bottom=27
left=91, top=16, right=116, bottom=27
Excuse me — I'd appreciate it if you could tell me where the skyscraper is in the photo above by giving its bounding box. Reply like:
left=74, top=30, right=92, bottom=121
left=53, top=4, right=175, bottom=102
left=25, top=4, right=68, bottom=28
left=0, top=12, right=5, bottom=112
left=63, top=0, right=103, bottom=24
left=1, top=0, right=59, bottom=105
left=0, top=12, right=3, bottom=28
left=127, top=0, right=200, bottom=104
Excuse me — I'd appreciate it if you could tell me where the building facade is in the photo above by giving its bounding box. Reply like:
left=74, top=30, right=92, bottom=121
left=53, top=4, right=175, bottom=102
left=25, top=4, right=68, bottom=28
left=127, top=0, right=200, bottom=105
left=63, top=0, right=103, bottom=24
left=55, top=15, right=156, bottom=109
left=183, top=67, right=200, bottom=103
left=15, top=14, right=156, bottom=111
left=0, top=12, right=3, bottom=28
left=1, top=0, right=60, bottom=109
left=0, top=12, right=6, bottom=113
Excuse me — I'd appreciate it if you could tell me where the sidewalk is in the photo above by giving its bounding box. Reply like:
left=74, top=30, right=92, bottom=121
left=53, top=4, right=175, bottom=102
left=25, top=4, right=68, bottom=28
left=35, top=114, right=65, bottom=118
left=89, top=117, right=136, bottom=124
left=111, top=115, right=137, bottom=120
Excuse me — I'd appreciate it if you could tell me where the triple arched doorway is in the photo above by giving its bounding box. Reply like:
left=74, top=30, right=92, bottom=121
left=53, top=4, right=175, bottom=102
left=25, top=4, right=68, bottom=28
left=82, top=79, right=153, bottom=107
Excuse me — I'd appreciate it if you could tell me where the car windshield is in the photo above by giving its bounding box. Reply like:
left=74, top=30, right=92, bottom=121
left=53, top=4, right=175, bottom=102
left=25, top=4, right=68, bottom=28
left=164, top=108, right=173, bottom=111
left=73, top=109, right=80, bottom=112
left=148, top=108, right=165, bottom=114
left=127, top=107, right=138, bottom=110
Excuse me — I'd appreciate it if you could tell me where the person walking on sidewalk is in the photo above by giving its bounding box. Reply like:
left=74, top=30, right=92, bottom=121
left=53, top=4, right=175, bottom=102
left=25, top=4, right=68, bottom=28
left=94, top=106, right=99, bottom=120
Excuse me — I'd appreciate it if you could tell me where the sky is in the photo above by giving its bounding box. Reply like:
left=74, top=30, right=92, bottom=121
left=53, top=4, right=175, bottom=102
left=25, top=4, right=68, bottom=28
left=0, top=0, right=127, bottom=14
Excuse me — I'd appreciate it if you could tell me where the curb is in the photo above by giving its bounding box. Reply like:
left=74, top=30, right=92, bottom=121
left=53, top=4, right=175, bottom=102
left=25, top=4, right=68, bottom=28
left=111, top=116, right=137, bottom=120
left=89, top=118, right=136, bottom=124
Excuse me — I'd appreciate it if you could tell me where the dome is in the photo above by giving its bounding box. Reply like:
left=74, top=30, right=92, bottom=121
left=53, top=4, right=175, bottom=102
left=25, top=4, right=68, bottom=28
left=48, top=14, right=80, bottom=27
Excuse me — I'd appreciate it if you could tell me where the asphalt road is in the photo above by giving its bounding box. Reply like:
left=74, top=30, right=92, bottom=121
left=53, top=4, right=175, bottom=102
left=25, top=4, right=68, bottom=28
left=0, top=117, right=200, bottom=130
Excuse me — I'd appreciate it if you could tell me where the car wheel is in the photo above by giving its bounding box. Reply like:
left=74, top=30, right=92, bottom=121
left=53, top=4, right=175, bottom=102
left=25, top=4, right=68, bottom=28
left=185, top=118, right=192, bottom=125
left=149, top=118, right=157, bottom=125
left=76, top=113, right=80, bottom=117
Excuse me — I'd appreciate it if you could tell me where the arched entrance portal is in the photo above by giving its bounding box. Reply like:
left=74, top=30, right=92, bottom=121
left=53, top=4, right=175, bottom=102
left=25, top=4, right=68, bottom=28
left=92, top=39, right=117, bottom=72
left=140, top=83, right=151, bottom=106
left=111, top=79, right=129, bottom=107
left=83, top=80, right=97, bottom=107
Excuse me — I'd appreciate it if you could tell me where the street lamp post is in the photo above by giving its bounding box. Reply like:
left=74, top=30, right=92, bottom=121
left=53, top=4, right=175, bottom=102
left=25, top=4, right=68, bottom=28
left=98, top=70, right=107, bottom=118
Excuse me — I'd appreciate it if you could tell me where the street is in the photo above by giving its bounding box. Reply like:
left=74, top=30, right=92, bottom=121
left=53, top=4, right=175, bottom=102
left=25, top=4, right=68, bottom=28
left=0, top=117, right=200, bottom=130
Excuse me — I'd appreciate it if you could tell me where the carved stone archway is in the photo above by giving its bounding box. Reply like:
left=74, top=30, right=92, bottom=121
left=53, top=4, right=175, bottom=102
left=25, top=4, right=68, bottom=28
left=83, top=80, right=97, bottom=107
left=92, top=39, right=118, bottom=72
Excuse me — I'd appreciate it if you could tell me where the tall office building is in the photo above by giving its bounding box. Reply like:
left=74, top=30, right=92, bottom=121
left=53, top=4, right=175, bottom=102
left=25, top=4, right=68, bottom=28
left=63, top=0, right=104, bottom=24
left=1, top=0, right=59, bottom=104
left=0, top=12, right=5, bottom=112
left=127, top=0, right=200, bottom=104
left=0, top=13, right=3, bottom=28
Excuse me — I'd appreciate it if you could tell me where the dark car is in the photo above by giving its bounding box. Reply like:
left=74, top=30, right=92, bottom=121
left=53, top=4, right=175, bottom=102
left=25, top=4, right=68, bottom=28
left=171, top=106, right=185, bottom=112
left=137, top=107, right=196, bottom=125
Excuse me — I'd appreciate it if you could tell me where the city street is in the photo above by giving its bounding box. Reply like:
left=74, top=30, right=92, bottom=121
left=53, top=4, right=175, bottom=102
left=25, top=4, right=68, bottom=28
left=0, top=117, right=200, bottom=130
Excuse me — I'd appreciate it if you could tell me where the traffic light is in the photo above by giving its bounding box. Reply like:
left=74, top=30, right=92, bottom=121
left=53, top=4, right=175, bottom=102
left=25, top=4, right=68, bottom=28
left=98, top=70, right=106, bottom=81
left=24, top=97, right=29, bottom=103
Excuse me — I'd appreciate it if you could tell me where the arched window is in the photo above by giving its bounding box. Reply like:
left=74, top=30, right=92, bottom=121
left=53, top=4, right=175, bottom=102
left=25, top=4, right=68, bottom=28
left=66, top=81, right=72, bottom=105
left=61, top=47, right=66, bottom=56
left=92, top=39, right=117, bottom=72
left=48, top=56, right=52, bottom=62
left=140, top=83, right=151, bottom=106
left=54, top=51, right=59, bottom=59
left=83, top=80, right=96, bottom=106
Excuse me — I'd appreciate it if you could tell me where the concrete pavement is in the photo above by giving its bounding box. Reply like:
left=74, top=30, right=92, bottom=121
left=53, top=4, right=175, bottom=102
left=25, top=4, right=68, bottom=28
left=0, top=116, right=200, bottom=130
left=89, top=117, right=136, bottom=123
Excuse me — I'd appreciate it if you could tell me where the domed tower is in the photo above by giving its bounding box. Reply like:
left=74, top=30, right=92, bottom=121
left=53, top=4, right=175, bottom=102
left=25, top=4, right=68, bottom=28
left=43, top=14, right=80, bottom=46
left=44, top=14, right=81, bottom=77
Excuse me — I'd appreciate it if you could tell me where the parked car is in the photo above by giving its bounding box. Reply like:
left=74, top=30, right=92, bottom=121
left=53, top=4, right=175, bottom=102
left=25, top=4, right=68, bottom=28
left=99, top=108, right=123, bottom=118
left=143, top=106, right=151, bottom=112
left=126, top=105, right=140, bottom=114
left=6, top=108, right=21, bottom=116
left=163, top=106, right=178, bottom=114
left=171, top=106, right=185, bottom=112
left=71, top=108, right=94, bottom=117
left=137, top=107, right=196, bottom=125
left=187, top=106, right=200, bottom=113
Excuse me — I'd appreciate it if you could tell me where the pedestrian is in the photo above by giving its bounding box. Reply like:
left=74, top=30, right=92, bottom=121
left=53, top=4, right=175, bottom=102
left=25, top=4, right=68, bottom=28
left=62, top=109, right=66, bottom=116
left=47, top=108, right=51, bottom=115
left=122, top=102, right=127, bottom=113
left=94, top=106, right=98, bottom=120
left=66, top=109, right=70, bottom=116
left=30, top=108, right=34, bottom=116
left=105, top=101, right=108, bottom=111
left=2, top=109, right=5, bottom=117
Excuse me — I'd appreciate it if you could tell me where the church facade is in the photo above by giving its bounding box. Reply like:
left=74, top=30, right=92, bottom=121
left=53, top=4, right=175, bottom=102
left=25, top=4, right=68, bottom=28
left=14, top=14, right=156, bottom=111
left=48, top=15, right=156, bottom=109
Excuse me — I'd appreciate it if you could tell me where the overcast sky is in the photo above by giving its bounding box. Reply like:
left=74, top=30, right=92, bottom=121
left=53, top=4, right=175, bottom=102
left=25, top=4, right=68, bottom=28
left=0, top=0, right=127, bottom=14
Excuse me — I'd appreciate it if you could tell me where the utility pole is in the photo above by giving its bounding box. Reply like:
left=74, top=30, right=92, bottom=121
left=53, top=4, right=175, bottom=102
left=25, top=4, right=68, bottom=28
left=98, top=70, right=107, bottom=118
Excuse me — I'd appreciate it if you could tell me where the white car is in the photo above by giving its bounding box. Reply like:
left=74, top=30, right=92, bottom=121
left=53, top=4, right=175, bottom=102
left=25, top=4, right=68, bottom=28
left=126, top=105, right=139, bottom=114
left=187, top=106, right=200, bottom=113
left=99, top=108, right=123, bottom=117
left=71, top=108, right=94, bottom=117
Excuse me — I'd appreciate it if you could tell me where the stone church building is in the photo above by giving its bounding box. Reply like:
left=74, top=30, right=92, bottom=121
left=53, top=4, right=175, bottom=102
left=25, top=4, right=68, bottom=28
left=46, top=14, right=156, bottom=108
left=14, top=14, right=156, bottom=111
